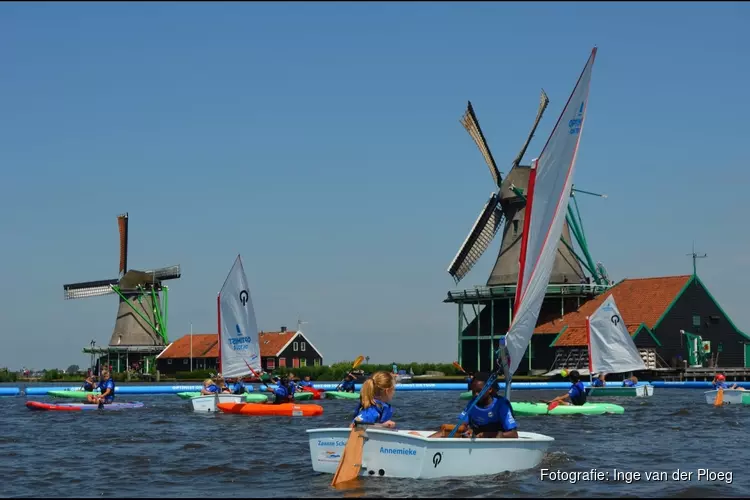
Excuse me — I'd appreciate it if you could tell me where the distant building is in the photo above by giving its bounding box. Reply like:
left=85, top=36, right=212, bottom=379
left=155, top=326, right=323, bottom=374
left=537, top=274, right=750, bottom=373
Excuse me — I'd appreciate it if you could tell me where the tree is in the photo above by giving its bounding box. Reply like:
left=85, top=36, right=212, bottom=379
left=66, top=365, right=80, bottom=374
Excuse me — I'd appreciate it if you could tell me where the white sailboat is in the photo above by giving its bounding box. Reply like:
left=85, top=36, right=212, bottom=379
left=308, top=47, right=599, bottom=479
left=191, top=255, right=264, bottom=412
left=585, top=295, right=654, bottom=398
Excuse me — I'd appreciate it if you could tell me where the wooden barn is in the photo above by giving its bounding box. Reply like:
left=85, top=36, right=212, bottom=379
left=155, top=327, right=324, bottom=374
left=537, top=274, right=750, bottom=373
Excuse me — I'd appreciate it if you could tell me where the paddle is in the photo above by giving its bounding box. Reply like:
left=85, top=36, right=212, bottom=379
left=331, top=424, right=366, bottom=488
left=452, top=361, right=468, bottom=375
left=714, top=387, right=724, bottom=406
left=335, top=355, right=365, bottom=391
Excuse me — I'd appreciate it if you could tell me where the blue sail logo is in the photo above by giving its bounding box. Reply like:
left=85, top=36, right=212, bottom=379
left=568, top=101, right=584, bottom=135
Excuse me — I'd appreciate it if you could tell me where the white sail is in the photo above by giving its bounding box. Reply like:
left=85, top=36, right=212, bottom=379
left=587, top=295, right=646, bottom=374
left=505, top=48, right=597, bottom=375
left=218, top=255, right=262, bottom=378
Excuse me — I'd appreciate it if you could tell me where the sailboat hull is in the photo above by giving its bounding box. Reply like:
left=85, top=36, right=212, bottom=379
left=189, top=394, right=245, bottom=412
left=704, top=389, right=747, bottom=405
left=588, top=385, right=654, bottom=397
left=307, top=428, right=553, bottom=478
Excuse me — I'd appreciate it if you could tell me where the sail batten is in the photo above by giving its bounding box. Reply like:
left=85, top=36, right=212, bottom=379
left=218, top=255, right=262, bottom=379
left=504, top=48, right=597, bottom=376
left=588, top=295, right=647, bottom=374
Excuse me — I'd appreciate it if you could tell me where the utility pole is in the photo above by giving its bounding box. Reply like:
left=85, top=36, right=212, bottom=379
left=686, top=241, right=707, bottom=276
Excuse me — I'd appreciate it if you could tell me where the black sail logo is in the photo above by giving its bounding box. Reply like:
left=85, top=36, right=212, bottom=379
left=611, top=314, right=620, bottom=326
left=239, top=290, right=249, bottom=306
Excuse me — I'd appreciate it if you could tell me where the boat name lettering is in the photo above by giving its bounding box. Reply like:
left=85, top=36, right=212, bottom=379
left=317, top=440, right=345, bottom=447
left=379, top=446, right=417, bottom=456
left=229, top=336, right=253, bottom=345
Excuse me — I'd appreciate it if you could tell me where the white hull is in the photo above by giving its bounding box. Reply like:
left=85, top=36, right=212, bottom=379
left=588, top=384, right=654, bottom=397
left=189, top=394, right=244, bottom=412
left=307, top=427, right=553, bottom=479
left=704, top=389, right=745, bottom=405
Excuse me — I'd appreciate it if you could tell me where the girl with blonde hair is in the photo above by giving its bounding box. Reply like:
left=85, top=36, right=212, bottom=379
left=352, top=371, right=396, bottom=428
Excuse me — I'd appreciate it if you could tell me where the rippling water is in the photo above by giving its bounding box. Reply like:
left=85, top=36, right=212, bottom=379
left=0, top=386, right=745, bottom=497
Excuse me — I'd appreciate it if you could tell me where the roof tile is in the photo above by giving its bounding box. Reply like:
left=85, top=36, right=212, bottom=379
left=158, top=331, right=298, bottom=358
left=535, top=275, right=692, bottom=347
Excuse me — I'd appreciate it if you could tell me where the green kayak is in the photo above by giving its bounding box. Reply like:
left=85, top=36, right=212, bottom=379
left=49, top=390, right=99, bottom=400
left=459, top=391, right=472, bottom=400
left=293, top=392, right=313, bottom=401
left=511, top=402, right=625, bottom=416
left=325, top=391, right=360, bottom=400
left=176, top=392, right=268, bottom=403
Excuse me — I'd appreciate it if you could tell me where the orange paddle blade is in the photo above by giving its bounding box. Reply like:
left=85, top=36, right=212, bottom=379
left=352, top=355, right=365, bottom=369
left=714, top=387, right=724, bottom=406
left=331, top=426, right=365, bottom=488
left=452, top=361, right=466, bottom=374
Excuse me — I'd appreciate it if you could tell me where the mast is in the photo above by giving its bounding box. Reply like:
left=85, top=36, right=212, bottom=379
left=217, top=293, right=222, bottom=374
left=587, top=315, right=592, bottom=382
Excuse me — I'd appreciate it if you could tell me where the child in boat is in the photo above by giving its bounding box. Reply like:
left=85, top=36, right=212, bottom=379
left=82, top=375, right=96, bottom=392
left=299, top=376, right=314, bottom=388
left=288, top=372, right=298, bottom=394
left=86, top=369, right=115, bottom=404
left=200, top=378, right=220, bottom=395
left=549, top=370, right=587, bottom=406
left=622, top=375, right=638, bottom=387
left=713, top=373, right=745, bottom=390
left=591, top=373, right=606, bottom=387
left=339, top=374, right=357, bottom=393
left=431, top=371, right=518, bottom=439
left=266, top=375, right=294, bottom=403
left=352, top=371, right=396, bottom=428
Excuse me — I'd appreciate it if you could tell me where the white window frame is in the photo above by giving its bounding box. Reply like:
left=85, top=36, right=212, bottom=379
left=301, top=342, right=306, bottom=351
left=293, top=342, right=299, bottom=351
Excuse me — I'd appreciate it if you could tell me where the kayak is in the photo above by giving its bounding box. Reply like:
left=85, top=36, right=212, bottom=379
left=293, top=392, right=314, bottom=401
left=218, top=402, right=324, bottom=417
left=325, top=391, right=360, bottom=400
left=49, top=390, right=100, bottom=400
left=460, top=391, right=472, bottom=400
left=26, top=401, right=144, bottom=412
left=177, top=392, right=268, bottom=403
left=300, top=386, right=324, bottom=400
left=511, top=402, right=625, bottom=416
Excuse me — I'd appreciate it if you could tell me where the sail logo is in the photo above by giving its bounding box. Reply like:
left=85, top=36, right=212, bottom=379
left=568, top=101, right=584, bottom=135
left=239, top=290, right=249, bottom=306
left=610, top=314, right=621, bottom=326
left=236, top=324, right=243, bottom=337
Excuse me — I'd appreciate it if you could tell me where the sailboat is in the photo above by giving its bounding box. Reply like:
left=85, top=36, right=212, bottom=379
left=585, top=295, right=654, bottom=398
left=307, top=47, right=598, bottom=479
left=190, top=255, right=265, bottom=412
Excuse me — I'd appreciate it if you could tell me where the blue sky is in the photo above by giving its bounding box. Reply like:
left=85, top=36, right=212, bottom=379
left=1, top=2, right=748, bottom=369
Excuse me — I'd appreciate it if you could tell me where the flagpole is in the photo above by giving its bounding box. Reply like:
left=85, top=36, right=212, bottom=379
left=190, top=322, right=193, bottom=372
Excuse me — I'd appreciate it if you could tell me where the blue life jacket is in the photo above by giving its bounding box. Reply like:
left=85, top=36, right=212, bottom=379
left=714, top=381, right=729, bottom=390
left=352, top=399, right=393, bottom=425
left=465, top=396, right=517, bottom=434
left=568, top=381, right=587, bottom=406
left=231, top=381, right=246, bottom=394
left=341, top=380, right=356, bottom=392
left=83, top=381, right=95, bottom=392
left=623, top=379, right=636, bottom=387
left=97, top=379, right=115, bottom=403
left=205, top=384, right=219, bottom=394
left=299, top=380, right=313, bottom=387
left=288, top=381, right=297, bottom=395
left=591, top=378, right=604, bottom=387
left=273, top=384, right=293, bottom=403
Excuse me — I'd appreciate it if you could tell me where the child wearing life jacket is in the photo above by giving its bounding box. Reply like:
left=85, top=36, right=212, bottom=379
left=352, top=371, right=396, bottom=428
left=622, top=375, right=639, bottom=387
left=339, top=374, right=357, bottom=393
left=266, top=375, right=295, bottom=403
left=549, top=370, right=587, bottom=406
left=87, top=369, right=115, bottom=405
left=200, top=378, right=220, bottom=395
left=713, top=373, right=744, bottom=390
left=591, top=373, right=606, bottom=387
left=431, top=371, right=517, bottom=439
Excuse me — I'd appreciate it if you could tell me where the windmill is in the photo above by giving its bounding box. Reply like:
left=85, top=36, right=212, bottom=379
left=63, top=213, right=181, bottom=348
left=447, top=93, right=606, bottom=287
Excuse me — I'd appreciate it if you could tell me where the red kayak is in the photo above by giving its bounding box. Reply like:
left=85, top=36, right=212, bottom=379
left=300, top=386, right=324, bottom=400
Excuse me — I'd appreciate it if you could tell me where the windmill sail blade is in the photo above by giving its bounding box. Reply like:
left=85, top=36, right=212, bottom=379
left=588, top=295, right=646, bottom=374
left=447, top=193, right=504, bottom=284
left=63, top=278, right=119, bottom=299
left=117, top=213, right=128, bottom=277
left=460, top=101, right=502, bottom=187
left=512, top=89, right=550, bottom=168
left=143, top=265, right=181, bottom=281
